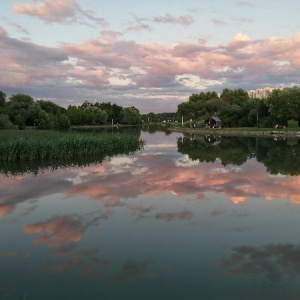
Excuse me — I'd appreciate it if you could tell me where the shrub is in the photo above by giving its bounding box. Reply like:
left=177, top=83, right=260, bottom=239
left=287, top=119, right=299, bottom=128
left=0, top=114, right=15, bottom=129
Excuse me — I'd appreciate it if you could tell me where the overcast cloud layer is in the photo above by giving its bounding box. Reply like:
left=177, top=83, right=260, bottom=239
left=1, top=0, right=300, bottom=112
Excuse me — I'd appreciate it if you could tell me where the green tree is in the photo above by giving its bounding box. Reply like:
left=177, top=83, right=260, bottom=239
left=25, top=103, right=42, bottom=126
left=287, top=119, right=299, bottom=128
left=0, top=113, right=14, bottom=129
left=57, top=114, right=71, bottom=129
left=121, top=107, right=142, bottom=125
left=37, top=110, right=52, bottom=129
left=82, top=107, right=96, bottom=125
left=220, top=88, right=249, bottom=106
left=93, top=107, right=108, bottom=124
left=15, top=112, right=26, bottom=130
left=5, top=93, right=34, bottom=124
left=67, top=105, right=84, bottom=125
left=266, top=87, right=300, bottom=123
left=37, top=100, right=67, bottom=115
left=0, top=91, right=6, bottom=107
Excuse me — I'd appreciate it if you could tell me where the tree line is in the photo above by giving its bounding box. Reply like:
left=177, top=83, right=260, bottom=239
left=142, top=87, right=300, bottom=128
left=0, top=92, right=142, bottom=130
left=1, top=86, right=299, bottom=130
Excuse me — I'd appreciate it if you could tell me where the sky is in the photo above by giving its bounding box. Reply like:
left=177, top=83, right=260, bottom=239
left=0, top=0, right=300, bottom=113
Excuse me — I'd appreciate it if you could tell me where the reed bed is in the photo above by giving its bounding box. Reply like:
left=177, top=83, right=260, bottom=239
left=0, top=130, right=145, bottom=162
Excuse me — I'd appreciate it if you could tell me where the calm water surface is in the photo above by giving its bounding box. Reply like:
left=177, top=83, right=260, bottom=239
left=1, top=128, right=300, bottom=299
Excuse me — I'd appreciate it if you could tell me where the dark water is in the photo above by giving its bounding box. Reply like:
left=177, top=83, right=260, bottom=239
left=1, top=128, right=300, bottom=299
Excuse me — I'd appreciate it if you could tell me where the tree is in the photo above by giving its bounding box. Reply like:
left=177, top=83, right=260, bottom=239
left=37, top=110, right=52, bottom=129
left=25, top=103, right=42, bottom=126
left=266, top=87, right=300, bottom=123
left=93, top=107, right=108, bottom=124
left=82, top=108, right=96, bottom=125
left=57, top=114, right=71, bottom=129
left=6, top=93, right=34, bottom=124
left=37, top=100, right=67, bottom=115
left=67, top=105, right=84, bottom=125
left=15, top=112, right=26, bottom=130
left=220, top=88, right=249, bottom=106
left=0, top=91, right=6, bottom=107
left=0, top=114, right=14, bottom=129
left=121, top=107, right=142, bottom=125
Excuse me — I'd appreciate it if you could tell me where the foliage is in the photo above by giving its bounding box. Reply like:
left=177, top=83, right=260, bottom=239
left=0, top=91, right=6, bottom=107
left=37, top=100, right=67, bottom=115
left=0, top=114, right=15, bottom=129
left=80, top=101, right=123, bottom=124
left=287, top=119, right=299, bottom=128
left=121, top=107, right=142, bottom=125
left=15, top=113, right=26, bottom=130
left=5, top=93, right=34, bottom=123
left=220, top=88, right=249, bottom=106
left=142, top=112, right=179, bottom=123
left=2, top=86, right=300, bottom=131
left=266, top=87, right=300, bottom=122
left=0, top=90, right=143, bottom=129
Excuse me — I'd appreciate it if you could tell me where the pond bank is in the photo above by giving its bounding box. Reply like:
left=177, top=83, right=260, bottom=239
left=170, top=127, right=300, bottom=137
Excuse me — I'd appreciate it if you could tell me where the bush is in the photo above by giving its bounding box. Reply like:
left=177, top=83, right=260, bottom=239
left=0, top=114, right=15, bottom=129
left=287, top=119, right=299, bottom=128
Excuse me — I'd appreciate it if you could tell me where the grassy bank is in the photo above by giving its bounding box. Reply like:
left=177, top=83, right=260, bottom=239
left=170, top=126, right=300, bottom=137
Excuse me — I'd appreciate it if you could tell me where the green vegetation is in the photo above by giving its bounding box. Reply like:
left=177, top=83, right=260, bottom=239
left=0, top=92, right=142, bottom=130
left=0, top=131, right=145, bottom=162
left=1, top=86, right=300, bottom=130
left=142, top=86, right=300, bottom=129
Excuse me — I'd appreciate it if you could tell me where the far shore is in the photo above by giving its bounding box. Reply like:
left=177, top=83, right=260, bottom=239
left=169, top=127, right=300, bottom=137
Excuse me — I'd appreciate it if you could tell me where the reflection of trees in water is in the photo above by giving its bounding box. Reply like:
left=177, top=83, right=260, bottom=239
left=0, top=155, right=105, bottom=176
left=222, top=243, right=300, bottom=283
left=141, top=124, right=172, bottom=135
left=256, top=138, right=300, bottom=175
left=177, top=135, right=300, bottom=175
left=177, top=135, right=255, bottom=166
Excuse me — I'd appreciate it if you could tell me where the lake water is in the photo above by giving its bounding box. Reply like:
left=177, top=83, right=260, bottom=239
left=1, top=127, right=300, bottom=300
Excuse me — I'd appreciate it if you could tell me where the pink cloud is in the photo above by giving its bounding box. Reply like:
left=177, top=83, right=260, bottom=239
left=13, top=0, right=79, bottom=23
left=1, top=23, right=300, bottom=110
left=63, top=152, right=300, bottom=208
left=23, top=211, right=108, bottom=247
left=13, top=0, right=108, bottom=25
left=59, top=32, right=300, bottom=89
left=24, top=214, right=85, bottom=247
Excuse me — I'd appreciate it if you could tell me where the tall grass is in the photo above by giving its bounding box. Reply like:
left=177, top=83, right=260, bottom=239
left=0, top=130, right=145, bottom=162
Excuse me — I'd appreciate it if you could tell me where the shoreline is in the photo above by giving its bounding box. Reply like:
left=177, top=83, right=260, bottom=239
left=169, top=127, right=300, bottom=137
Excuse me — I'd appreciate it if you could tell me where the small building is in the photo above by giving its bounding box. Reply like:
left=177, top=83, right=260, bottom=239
left=204, top=117, right=222, bottom=128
